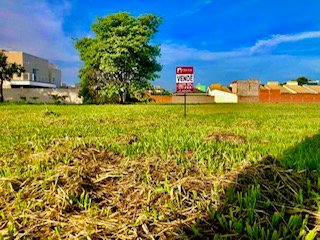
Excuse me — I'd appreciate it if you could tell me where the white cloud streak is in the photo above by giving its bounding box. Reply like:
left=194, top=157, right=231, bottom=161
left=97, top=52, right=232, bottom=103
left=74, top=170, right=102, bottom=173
left=161, top=31, right=320, bottom=64
left=160, top=44, right=245, bottom=64
left=180, top=0, right=213, bottom=16
left=250, top=31, right=320, bottom=54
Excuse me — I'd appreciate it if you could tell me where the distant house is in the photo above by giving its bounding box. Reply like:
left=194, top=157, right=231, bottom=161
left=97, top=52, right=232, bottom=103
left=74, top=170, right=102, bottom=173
left=231, top=79, right=260, bottom=96
left=152, top=85, right=170, bottom=95
left=286, top=79, right=319, bottom=86
left=262, top=81, right=319, bottom=94
left=286, top=80, right=299, bottom=86
left=260, top=81, right=320, bottom=103
left=207, top=84, right=237, bottom=103
left=307, top=80, right=320, bottom=85
left=231, top=79, right=260, bottom=102
left=195, top=83, right=207, bottom=92
left=261, top=82, right=293, bottom=94
left=1, top=49, right=61, bottom=88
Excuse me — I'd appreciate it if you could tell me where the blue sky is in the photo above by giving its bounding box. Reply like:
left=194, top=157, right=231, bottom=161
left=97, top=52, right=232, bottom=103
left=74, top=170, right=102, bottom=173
left=1, top=0, right=320, bottom=91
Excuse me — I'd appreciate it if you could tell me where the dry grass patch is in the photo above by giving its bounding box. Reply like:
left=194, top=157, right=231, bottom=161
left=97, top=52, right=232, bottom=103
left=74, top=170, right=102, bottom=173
left=204, top=132, right=246, bottom=144
left=0, top=147, right=228, bottom=239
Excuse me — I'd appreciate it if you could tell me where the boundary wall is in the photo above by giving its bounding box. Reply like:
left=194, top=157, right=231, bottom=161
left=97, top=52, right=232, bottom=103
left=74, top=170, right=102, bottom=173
left=3, top=88, right=82, bottom=104
left=259, top=89, right=320, bottom=103
left=151, top=95, right=215, bottom=104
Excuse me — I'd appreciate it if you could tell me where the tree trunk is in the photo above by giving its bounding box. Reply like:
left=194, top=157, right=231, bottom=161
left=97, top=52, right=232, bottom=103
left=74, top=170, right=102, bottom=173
left=123, top=91, right=126, bottom=104
left=0, top=80, right=4, bottom=102
left=119, top=91, right=124, bottom=104
left=119, top=90, right=127, bottom=104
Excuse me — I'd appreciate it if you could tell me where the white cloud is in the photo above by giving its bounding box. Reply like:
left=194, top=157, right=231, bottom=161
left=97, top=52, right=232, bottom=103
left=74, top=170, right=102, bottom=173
left=161, top=30, right=320, bottom=64
left=250, top=31, right=320, bottom=54
left=160, top=44, right=245, bottom=64
left=0, top=0, right=79, bottom=62
left=180, top=0, right=213, bottom=16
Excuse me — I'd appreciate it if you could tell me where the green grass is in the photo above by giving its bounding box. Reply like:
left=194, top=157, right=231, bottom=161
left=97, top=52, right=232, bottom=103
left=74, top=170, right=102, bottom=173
left=0, top=103, right=319, bottom=239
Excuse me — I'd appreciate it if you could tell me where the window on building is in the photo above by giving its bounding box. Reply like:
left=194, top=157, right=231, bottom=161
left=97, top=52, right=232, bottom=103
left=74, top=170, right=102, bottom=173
left=32, top=69, right=38, bottom=81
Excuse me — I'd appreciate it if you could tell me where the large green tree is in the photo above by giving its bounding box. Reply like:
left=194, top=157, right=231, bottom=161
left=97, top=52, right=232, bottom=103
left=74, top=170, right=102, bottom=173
left=0, top=52, right=25, bottom=102
left=75, top=12, right=162, bottom=104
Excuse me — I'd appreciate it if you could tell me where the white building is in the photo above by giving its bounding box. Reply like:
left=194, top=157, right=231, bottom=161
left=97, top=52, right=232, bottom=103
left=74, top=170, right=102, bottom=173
left=2, top=49, right=61, bottom=88
left=207, top=84, right=238, bottom=103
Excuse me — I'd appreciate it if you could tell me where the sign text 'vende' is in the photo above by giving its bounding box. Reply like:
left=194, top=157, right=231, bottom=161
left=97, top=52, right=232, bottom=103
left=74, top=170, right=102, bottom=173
left=176, top=66, right=194, bottom=93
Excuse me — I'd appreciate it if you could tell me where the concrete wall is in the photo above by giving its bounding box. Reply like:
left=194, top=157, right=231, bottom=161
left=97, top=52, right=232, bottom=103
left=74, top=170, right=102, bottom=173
left=151, top=95, right=215, bottom=103
left=238, top=96, right=259, bottom=103
left=150, top=95, right=172, bottom=103
left=3, top=88, right=82, bottom=104
left=172, top=95, right=214, bottom=104
left=259, top=89, right=320, bottom=103
left=259, top=89, right=281, bottom=103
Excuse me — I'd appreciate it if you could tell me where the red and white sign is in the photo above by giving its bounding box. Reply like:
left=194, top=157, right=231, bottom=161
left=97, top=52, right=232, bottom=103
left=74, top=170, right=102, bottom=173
left=176, top=66, right=194, bottom=93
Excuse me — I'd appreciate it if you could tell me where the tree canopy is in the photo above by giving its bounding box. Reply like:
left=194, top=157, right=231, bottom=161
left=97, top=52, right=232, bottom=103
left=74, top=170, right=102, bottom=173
left=293, top=76, right=309, bottom=85
left=75, top=12, right=162, bottom=103
left=0, top=51, right=24, bottom=102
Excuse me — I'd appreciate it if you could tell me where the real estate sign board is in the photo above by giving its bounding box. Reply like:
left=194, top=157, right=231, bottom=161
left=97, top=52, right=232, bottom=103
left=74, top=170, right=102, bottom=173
left=176, top=66, right=194, bottom=93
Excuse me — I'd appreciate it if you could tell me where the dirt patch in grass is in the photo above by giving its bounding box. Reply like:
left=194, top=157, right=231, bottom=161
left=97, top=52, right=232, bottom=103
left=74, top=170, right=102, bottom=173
left=0, top=147, right=225, bottom=239
left=204, top=132, right=246, bottom=144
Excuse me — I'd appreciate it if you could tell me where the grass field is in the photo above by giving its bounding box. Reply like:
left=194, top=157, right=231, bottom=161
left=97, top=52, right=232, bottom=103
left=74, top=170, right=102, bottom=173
left=0, top=103, right=319, bottom=239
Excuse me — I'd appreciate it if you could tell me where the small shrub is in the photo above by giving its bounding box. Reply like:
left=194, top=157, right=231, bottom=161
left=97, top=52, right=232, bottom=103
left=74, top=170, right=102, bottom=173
left=50, top=94, right=66, bottom=105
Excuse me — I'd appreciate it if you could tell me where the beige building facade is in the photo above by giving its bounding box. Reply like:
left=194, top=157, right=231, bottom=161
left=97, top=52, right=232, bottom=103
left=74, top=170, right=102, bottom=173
left=231, top=79, right=260, bottom=96
left=2, top=50, right=62, bottom=88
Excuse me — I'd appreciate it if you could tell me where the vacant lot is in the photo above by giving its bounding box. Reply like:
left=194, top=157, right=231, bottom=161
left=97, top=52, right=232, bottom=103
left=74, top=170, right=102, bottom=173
left=0, top=103, right=319, bottom=239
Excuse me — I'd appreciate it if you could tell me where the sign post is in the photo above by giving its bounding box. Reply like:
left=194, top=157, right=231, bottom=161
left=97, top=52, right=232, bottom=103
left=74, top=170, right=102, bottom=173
left=176, top=66, right=194, bottom=118
left=184, top=93, right=186, bottom=118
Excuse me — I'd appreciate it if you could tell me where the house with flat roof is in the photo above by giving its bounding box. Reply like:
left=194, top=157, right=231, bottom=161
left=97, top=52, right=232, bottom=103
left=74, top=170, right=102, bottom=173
left=1, top=49, right=61, bottom=88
